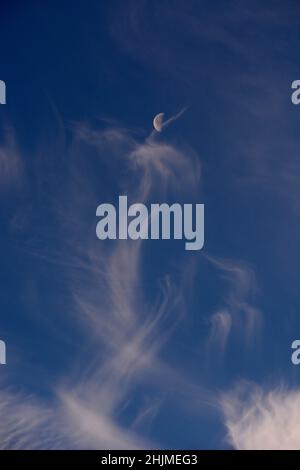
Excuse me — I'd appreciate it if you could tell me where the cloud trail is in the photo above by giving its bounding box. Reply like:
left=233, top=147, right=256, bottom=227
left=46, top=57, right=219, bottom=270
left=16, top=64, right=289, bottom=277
left=206, top=256, right=262, bottom=359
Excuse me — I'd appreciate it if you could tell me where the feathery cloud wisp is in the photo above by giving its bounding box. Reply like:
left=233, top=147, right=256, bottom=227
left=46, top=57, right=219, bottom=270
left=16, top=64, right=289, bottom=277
left=222, top=382, right=300, bottom=450
left=206, top=256, right=262, bottom=358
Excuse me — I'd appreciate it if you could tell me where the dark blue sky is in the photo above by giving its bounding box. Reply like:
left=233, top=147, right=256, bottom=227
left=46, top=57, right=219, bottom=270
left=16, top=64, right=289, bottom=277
left=0, top=0, right=300, bottom=450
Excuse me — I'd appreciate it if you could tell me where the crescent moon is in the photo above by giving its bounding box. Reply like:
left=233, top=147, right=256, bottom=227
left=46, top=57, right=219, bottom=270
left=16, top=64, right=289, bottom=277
left=153, top=112, right=165, bottom=132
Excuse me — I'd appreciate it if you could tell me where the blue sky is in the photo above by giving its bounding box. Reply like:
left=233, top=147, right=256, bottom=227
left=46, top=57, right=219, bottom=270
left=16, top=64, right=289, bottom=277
left=0, top=0, right=300, bottom=449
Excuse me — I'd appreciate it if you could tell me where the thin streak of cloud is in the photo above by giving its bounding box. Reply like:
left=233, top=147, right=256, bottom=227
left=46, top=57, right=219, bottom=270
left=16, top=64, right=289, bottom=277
left=208, top=311, right=232, bottom=356
left=206, top=256, right=262, bottom=357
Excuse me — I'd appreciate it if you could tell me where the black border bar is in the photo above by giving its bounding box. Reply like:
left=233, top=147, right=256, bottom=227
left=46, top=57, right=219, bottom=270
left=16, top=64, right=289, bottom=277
left=0, top=450, right=296, bottom=465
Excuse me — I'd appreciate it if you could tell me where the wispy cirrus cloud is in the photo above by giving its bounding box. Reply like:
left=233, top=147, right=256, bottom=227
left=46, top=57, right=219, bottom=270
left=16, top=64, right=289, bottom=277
left=206, top=256, right=262, bottom=359
left=0, top=387, right=64, bottom=450
left=0, top=121, right=270, bottom=449
left=0, top=121, right=208, bottom=449
left=51, top=124, right=202, bottom=449
left=221, top=381, right=300, bottom=450
left=110, top=0, right=300, bottom=214
left=110, top=0, right=299, bottom=85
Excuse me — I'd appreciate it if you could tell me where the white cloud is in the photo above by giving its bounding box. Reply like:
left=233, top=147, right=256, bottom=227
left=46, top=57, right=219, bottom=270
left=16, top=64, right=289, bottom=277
left=208, top=311, right=232, bottom=355
left=0, top=122, right=205, bottom=449
left=52, top=124, right=200, bottom=448
left=222, top=382, right=300, bottom=450
left=206, top=256, right=262, bottom=356
left=0, top=388, right=63, bottom=449
left=0, top=120, right=266, bottom=450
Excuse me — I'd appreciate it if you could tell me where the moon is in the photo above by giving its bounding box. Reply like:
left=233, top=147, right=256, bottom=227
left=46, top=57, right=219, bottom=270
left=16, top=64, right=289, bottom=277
left=153, top=112, right=165, bottom=132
